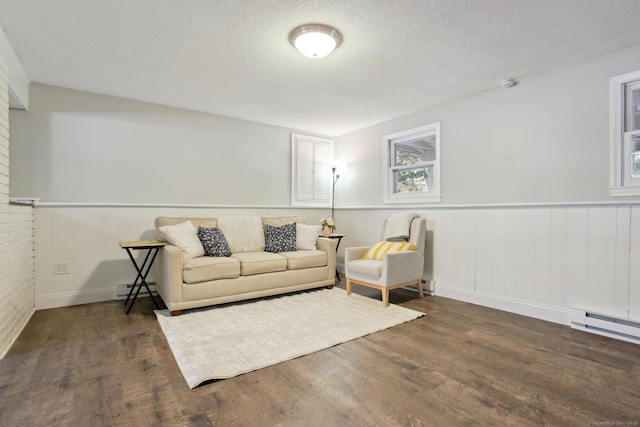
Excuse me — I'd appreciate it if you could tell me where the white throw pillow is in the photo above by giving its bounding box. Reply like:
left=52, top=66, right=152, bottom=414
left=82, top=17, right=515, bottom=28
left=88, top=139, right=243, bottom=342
left=158, top=220, right=205, bottom=260
left=296, top=223, right=322, bottom=250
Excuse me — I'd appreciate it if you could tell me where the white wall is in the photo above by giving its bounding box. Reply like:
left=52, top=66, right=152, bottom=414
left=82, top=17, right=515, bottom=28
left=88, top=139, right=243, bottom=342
left=9, top=84, right=326, bottom=205
left=335, top=44, right=640, bottom=206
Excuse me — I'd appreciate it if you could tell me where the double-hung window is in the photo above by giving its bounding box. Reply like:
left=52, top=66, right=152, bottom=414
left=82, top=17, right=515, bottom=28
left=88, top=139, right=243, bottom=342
left=610, top=70, right=640, bottom=196
left=383, top=123, right=441, bottom=203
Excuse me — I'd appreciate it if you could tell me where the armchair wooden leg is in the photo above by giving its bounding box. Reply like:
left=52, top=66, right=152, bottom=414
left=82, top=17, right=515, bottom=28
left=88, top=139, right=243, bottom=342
left=416, top=280, right=424, bottom=298
left=346, top=279, right=353, bottom=295
left=382, top=289, right=390, bottom=307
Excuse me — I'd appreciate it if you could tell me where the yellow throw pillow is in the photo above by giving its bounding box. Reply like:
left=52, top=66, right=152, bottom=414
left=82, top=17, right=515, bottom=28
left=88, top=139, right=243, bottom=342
left=362, top=241, right=416, bottom=260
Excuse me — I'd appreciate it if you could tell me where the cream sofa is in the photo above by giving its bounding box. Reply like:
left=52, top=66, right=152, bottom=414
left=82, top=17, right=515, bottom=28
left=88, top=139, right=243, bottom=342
left=154, top=216, right=336, bottom=315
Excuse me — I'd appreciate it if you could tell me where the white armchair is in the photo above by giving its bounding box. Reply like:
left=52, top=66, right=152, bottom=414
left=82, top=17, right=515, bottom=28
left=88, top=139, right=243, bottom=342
left=345, top=216, right=426, bottom=307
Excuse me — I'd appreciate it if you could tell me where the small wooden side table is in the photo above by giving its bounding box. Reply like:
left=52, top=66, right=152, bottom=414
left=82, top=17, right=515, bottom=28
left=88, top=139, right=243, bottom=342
left=321, top=233, right=345, bottom=281
left=119, top=240, right=164, bottom=314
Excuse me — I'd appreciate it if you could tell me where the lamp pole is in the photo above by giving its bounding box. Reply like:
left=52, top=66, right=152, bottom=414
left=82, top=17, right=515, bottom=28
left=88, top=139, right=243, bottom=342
left=331, top=167, right=340, bottom=219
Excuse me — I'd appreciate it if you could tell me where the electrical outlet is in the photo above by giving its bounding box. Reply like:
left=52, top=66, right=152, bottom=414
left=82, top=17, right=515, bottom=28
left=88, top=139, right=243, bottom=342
left=54, top=262, right=70, bottom=275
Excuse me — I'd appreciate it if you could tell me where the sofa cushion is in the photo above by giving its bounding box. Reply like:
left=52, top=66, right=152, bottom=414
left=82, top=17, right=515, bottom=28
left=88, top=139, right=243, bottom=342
left=183, top=256, right=240, bottom=283
left=197, top=226, right=232, bottom=257
left=347, top=259, right=383, bottom=278
left=261, top=216, right=307, bottom=227
left=280, top=250, right=327, bottom=270
left=230, top=252, right=287, bottom=276
left=217, top=216, right=265, bottom=253
left=264, top=223, right=297, bottom=253
left=157, top=221, right=205, bottom=260
left=296, top=223, right=322, bottom=250
left=155, top=217, right=217, bottom=240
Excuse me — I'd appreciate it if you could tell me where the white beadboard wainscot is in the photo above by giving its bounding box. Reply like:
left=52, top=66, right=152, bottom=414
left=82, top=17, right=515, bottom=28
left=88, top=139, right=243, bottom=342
left=32, top=203, right=640, bottom=331
left=337, top=204, right=640, bottom=327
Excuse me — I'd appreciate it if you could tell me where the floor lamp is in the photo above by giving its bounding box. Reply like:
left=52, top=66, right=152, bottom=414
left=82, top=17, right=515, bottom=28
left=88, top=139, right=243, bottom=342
left=331, top=167, right=340, bottom=219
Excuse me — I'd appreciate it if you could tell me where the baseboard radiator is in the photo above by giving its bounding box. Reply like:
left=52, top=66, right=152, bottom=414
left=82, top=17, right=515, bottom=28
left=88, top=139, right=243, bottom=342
left=571, top=309, right=640, bottom=345
left=115, top=283, right=157, bottom=300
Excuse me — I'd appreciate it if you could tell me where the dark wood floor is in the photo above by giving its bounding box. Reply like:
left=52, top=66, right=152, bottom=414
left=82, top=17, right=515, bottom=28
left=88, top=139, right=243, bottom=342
left=1, top=281, right=639, bottom=426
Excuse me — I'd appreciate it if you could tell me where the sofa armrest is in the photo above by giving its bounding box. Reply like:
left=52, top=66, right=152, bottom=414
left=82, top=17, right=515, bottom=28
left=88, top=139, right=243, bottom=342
left=316, top=237, right=337, bottom=280
left=316, top=237, right=337, bottom=254
left=155, top=244, right=183, bottom=311
left=345, top=246, right=370, bottom=263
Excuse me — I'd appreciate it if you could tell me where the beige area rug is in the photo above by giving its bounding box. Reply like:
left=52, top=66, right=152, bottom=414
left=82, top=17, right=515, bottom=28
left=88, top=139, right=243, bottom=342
left=155, top=287, right=424, bottom=388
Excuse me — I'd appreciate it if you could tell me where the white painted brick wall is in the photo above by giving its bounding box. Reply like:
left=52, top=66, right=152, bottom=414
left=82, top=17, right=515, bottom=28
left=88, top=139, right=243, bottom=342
left=0, top=59, right=35, bottom=358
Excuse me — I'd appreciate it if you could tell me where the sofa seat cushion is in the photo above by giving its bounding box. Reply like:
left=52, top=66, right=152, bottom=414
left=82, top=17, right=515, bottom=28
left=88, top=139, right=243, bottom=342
left=347, top=259, right=382, bottom=278
left=280, top=250, right=327, bottom=270
left=183, top=257, right=240, bottom=284
left=230, top=252, right=287, bottom=276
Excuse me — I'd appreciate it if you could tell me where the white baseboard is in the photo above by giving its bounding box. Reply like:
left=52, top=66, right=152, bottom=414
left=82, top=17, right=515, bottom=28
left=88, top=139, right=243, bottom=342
left=115, top=283, right=157, bottom=299
left=435, top=284, right=571, bottom=326
left=35, top=288, right=116, bottom=310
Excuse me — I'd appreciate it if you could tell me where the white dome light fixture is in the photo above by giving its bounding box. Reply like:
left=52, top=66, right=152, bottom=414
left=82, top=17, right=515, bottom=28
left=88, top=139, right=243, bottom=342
left=289, top=24, right=342, bottom=59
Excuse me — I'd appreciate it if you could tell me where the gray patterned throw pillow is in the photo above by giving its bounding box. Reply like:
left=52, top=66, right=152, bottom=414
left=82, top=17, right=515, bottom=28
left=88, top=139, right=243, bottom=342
left=197, top=226, right=232, bottom=257
left=264, top=222, right=297, bottom=253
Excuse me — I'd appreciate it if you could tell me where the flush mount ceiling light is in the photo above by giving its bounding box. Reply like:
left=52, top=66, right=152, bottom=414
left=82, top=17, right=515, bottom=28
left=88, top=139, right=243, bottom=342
left=289, top=24, right=342, bottom=59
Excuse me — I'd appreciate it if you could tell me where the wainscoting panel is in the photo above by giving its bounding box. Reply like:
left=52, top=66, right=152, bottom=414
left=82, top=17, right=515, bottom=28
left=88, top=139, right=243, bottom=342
left=585, top=206, right=618, bottom=316
left=432, top=205, right=640, bottom=325
left=549, top=208, right=568, bottom=309
left=473, top=209, right=493, bottom=295
left=339, top=204, right=639, bottom=327
left=33, top=203, right=640, bottom=328
left=430, top=209, right=475, bottom=292
left=489, top=209, right=506, bottom=297
left=563, top=207, right=589, bottom=315
left=503, top=209, right=518, bottom=301
left=533, top=208, right=552, bottom=306
left=614, top=206, right=631, bottom=319
left=514, top=209, right=537, bottom=303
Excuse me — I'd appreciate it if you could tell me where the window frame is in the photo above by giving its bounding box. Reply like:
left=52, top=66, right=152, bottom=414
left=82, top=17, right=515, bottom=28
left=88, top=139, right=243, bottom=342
left=291, top=133, right=333, bottom=207
left=383, top=122, right=441, bottom=204
left=610, top=70, right=640, bottom=197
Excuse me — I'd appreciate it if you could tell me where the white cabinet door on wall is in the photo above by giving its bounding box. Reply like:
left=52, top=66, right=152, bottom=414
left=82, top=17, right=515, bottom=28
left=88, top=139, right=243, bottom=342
left=291, top=133, right=332, bottom=207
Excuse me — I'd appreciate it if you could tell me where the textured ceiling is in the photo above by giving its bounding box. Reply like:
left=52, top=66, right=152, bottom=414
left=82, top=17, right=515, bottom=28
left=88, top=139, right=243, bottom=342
left=1, top=0, right=640, bottom=136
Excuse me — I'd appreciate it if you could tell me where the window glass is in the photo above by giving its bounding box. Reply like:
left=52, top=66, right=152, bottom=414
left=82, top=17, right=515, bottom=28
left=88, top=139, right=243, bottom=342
left=625, top=82, right=640, bottom=132
left=631, top=135, right=640, bottom=179
left=383, top=123, right=440, bottom=203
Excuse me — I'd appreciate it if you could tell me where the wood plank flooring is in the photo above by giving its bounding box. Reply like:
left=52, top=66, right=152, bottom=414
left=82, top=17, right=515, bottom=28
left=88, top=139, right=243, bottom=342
left=1, top=282, right=639, bottom=426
